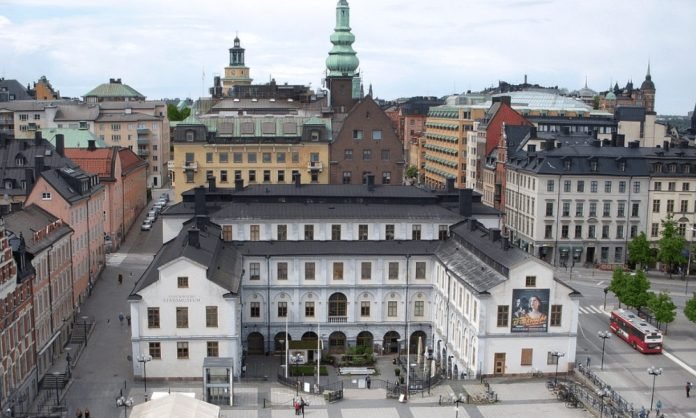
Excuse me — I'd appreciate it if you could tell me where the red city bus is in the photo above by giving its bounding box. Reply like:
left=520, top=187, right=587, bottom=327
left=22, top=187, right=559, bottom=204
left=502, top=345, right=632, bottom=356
left=609, top=309, right=663, bottom=354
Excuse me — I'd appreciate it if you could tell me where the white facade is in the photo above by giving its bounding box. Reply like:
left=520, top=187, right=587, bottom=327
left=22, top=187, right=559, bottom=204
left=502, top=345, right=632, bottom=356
left=129, top=257, right=242, bottom=379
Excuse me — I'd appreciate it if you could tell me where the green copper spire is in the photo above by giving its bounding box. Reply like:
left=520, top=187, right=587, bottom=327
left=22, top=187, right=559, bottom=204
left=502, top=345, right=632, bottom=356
left=326, top=0, right=359, bottom=77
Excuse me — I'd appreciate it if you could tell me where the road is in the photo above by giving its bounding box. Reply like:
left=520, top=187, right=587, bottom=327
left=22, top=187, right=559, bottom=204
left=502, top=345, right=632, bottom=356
left=558, top=266, right=696, bottom=417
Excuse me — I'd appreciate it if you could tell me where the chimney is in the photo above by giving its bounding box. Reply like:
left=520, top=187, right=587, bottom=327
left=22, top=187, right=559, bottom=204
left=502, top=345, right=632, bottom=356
left=366, top=174, right=375, bottom=191
left=459, top=188, right=473, bottom=217
left=500, top=95, right=511, bottom=106
left=492, top=97, right=501, bottom=104
left=34, top=131, right=42, bottom=146
left=196, top=215, right=209, bottom=230
left=234, top=178, right=244, bottom=191
left=34, top=155, right=45, bottom=180
left=503, top=237, right=510, bottom=251
left=294, top=172, right=301, bottom=187
left=188, top=228, right=200, bottom=248
left=616, top=134, right=625, bottom=147
left=445, top=177, right=455, bottom=193
left=194, top=186, right=207, bottom=216
left=529, top=126, right=537, bottom=138
left=663, top=141, right=670, bottom=152
left=55, top=134, right=64, bottom=156
left=24, top=168, right=34, bottom=192
left=592, top=139, right=601, bottom=147
left=87, top=139, right=96, bottom=151
left=545, top=138, right=554, bottom=151
left=208, top=176, right=216, bottom=192
left=602, top=139, right=610, bottom=147
left=592, top=129, right=598, bottom=139
left=561, top=126, right=570, bottom=135
left=490, top=229, right=501, bottom=242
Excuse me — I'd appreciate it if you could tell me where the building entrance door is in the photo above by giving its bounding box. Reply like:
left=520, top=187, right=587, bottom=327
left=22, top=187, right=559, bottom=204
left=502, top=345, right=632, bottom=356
left=494, top=353, right=506, bottom=375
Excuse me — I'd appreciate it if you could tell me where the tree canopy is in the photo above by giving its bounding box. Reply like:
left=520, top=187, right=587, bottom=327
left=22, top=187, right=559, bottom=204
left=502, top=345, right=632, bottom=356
left=684, top=294, right=696, bottom=324
left=657, top=215, right=686, bottom=278
left=406, top=165, right=418, bottom=179
left=608, top=268, right=652, bottom=310
left=647, top=292, right=676, bottom=332
left=628, top=232, right=653, bottom=269
left=167, top=104, right=191, bottom=121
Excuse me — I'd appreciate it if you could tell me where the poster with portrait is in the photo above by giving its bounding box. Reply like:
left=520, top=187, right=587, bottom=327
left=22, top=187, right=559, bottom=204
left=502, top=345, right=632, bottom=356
left=511, top=289, right=550, bottom=333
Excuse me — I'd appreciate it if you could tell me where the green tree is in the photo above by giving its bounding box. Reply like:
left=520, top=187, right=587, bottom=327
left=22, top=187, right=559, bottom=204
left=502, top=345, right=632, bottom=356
left=628, top=232, right=653, bottom=270
left=684, top=294, right=696, bottom=323
left=608, top=268, right=628, bottom=307
left=592, top=96, right=600, bottom=110
left=622, top=270, right=652, bottom=310
left=167, top=104, right=191, bottom=121
left=406, top=165, right=418, bottom=179
left=657, top=215, right=686, bottom=278
left=647, top=292, right=676, bottom=333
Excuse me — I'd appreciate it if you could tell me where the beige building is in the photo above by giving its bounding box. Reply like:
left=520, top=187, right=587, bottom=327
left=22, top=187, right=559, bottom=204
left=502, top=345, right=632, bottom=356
left=170, top=114, right=331, bottom=201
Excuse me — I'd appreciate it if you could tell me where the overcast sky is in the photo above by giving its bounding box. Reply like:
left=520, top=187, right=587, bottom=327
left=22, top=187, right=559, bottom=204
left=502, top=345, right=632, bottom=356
left=1, top=0, right=694, bottom=115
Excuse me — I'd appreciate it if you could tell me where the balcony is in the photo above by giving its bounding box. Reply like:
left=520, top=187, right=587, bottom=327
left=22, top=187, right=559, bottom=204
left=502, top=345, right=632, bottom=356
left=167, top=160, right=175, bottom=170
left=137, top=127, right=150, bottom=134
left=137, top=148, right=149, bottom=157
left=136, top=137, right=149, bottom=145
left=327, top=316, right=347, bottom=323
left=184, top=160, right=198, bottom=171
left=307, top=161, right=323, bottom=172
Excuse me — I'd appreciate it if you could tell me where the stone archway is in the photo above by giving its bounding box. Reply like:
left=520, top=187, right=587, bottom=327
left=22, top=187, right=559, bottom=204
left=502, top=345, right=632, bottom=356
left=356, top=331, right=373, bottom=349
left=328, top=331, right=347, bottom=354
left=247, top=332, right=264, bottom=355
left=383, top=331, right=400, bottom=354
left=301, top=331, right=318, bottom=341
left=410, top=330, right=427, bottom=355
left=274, top=332, right=291, bottom=352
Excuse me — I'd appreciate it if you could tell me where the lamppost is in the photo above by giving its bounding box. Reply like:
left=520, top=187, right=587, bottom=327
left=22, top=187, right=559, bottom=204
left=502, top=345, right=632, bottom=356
left=454, top=393, right=465, bottom=418
left=116, top=395, right=134, bottom=418
left=597, top=387, right=610, bottom=418
left=52, top=372, right=62, bottom=407
left=81, top=315, right=89, bottom=346
left=65, top=347, right=72, bottom=378
left=598, top=331, right=611, bottom=370
left=647, top=366, right=663, bottom=415
left=137, top=354, right=152, bottom=400
left=279, top=338, right=286, bottom=378
left=551, top=351, right=565, bottom=386
left=291, top=354, right=304, bottom=395
left=425, top=349, right=433, bottom=394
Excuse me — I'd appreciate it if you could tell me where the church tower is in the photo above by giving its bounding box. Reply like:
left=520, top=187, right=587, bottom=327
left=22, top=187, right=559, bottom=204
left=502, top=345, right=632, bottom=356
left=640, top=62, right=656, bottom=114
left=222, top=36, right=253, bottom=94
left=325, top=0, right=361, bottom=112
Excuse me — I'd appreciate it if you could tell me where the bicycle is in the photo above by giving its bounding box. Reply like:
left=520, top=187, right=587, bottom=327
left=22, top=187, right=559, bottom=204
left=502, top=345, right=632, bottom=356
left=528, top=368, right=543, bottom=378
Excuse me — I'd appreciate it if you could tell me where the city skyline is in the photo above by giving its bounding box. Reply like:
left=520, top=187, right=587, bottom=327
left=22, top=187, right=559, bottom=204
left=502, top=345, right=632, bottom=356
left=1, top=0, right=694, bottom=114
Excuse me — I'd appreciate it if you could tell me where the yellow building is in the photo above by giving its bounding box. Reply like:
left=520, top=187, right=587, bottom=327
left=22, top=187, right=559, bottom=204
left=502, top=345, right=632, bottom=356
left=170, top=115, right=331, bottom=201
left=423, top=105, right=486, bottom=189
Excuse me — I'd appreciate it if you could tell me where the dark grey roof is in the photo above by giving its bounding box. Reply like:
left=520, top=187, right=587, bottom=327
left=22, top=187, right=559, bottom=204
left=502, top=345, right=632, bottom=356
left=615, top=106, right=645, bottom=122
left=130, top=219, right=242, bottom=297
left=527, top=116, right=617, bottom=127
left=0, top=79, right=32, bottom=101
left=39, top=167, right=103, bottom=203
left=504, top=125, right=532, bottom=153
left=0, top=136, right=77, bottom=196
left=182, top=184, right=440, bottom=201
left=54, top=104, right=100, bottom=121
left=213, top=202, right=463, bottom=221
left=237, top=239, right=442, bottom=257
left=3, top=205, right=73, bottom=254
left=95, top=113, right=160, bottom=122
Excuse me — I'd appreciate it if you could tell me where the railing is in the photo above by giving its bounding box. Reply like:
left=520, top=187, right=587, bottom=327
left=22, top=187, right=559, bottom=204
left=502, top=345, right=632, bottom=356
left=574, top=362, right=640, bottom=418
left=327, top=316, right=347, bottom=323
left=184, top=161, right=198, bottom=171
left=307, top=161, right=323, bottom=172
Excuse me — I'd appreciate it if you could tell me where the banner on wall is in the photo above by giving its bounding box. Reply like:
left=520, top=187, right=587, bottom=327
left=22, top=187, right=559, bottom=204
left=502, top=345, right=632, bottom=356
left=511, top=288, right=549, bottom=333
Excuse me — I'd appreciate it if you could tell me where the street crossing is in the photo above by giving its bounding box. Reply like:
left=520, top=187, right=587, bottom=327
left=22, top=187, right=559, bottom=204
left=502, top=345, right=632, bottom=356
left=578, top=305, right=611, bottom=316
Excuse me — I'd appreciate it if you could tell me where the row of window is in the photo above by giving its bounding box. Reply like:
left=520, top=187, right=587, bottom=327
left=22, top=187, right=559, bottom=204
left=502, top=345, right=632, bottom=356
left=650, top=222, right=696, bottom=238
left=547, top=179, right=638, bottom=194
left=187, top=169, right=316, bottom=184
left=652, top=199, right=696, bottom=214
left=100, top=123, right=158, bottom=131
left=194, top=151, right=304, bottom=165
left=342, top=171, right=391, bottom=184
left=148, top=341, right=218, bottom=360
left=549, top=201, right=639, bottom=218
left=654, top=181, right=691, bottom=191
left=248, top=260, right=429, bottom=281
left=147, top=305, right=218, bottom=328
left=497, top=304, right=563, bottom=327
left=246, top=299, right=425, bottom=318
left=352, top=129, right=382, bottom=140
left=226, top=224, right=448, bottom=242
left=545, top=224, right=639, bottom=240
left=342, top=149, right=391, bottom=161
left=18, top=114, right=41, bottom=121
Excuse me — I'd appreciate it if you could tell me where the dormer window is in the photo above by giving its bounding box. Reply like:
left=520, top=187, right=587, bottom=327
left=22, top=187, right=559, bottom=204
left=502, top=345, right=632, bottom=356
left=669, top=164, right=677, bottom=173
left=15, top=154, right=26, bottom=166
left=684, top=164, right=691, bottom=174
left=618, top=161, right=626, bottom=172
left=185, top=130, right=195, bottom=142
left=590, top=160, right=598, bottom=172
left=654, top=163, right=662, bottom=173
left=564, top=159, right=571, bottom=170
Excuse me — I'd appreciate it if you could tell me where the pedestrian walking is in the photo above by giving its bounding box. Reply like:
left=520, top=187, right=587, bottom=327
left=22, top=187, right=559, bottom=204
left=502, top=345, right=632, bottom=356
left=84, top=409, right=90, bottom=418
left=118, top=273, right=123, bottom=285
left=126, top=314, right=131, bottom=326
left=366, top=375, right=371, bottom=389
left=586, top=357, right=591, bottom=368
left=75, top=408, right=83, bottom=418
left=118, top=312, right=125, bottom=325
left=687, top=381, right=692, bottom=397
left=294, top=399, right=300, bottom=415
left=300, top=397, right=307, bottom=416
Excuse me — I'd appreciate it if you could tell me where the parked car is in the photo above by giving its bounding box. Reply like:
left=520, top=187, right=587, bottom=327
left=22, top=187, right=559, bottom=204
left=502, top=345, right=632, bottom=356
left=141, top=219, right=153, bottom=231
left=147, top=210, right=157, bottom=222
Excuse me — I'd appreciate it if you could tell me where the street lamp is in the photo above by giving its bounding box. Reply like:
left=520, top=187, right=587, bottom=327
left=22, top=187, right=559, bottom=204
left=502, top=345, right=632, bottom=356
left=425, top=349, right=433, bottom=394
left=647, top=366, right=663, bottom=414
left=65, top=347, right=72, bottom=378
left=454, top=393, right=465, bottom=418
left=551, top=351, right=565, bottom=386
left=81, top=315, right=89, bottom=346
left=598, top=331, right=611, bottom=370
left=52, top=372, right=62, bottom=406
left=137, top=354, right=152, bottom=400
left=597, top=387, right=610, bottom=418
left=116, top=395, right=134, bottom=418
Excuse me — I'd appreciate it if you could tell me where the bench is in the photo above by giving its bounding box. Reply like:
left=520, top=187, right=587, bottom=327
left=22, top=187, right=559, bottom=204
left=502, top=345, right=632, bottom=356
left=338, top=367, right=376, bottom=375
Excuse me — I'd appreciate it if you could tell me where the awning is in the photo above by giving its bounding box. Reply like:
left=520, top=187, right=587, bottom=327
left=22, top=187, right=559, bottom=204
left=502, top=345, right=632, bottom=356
left=559, top=247, right=570, bottom=253
left=38, top=331, right=62, bottom=356
left=573, top=247, right=583, bottom=253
